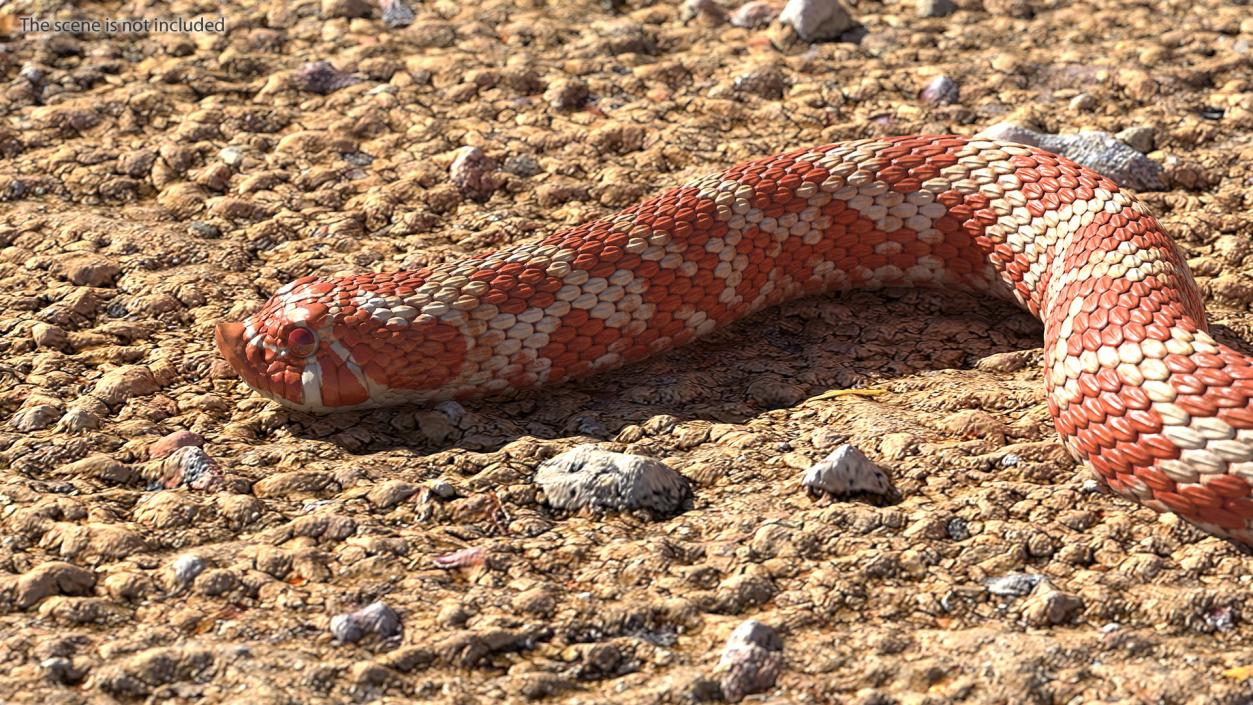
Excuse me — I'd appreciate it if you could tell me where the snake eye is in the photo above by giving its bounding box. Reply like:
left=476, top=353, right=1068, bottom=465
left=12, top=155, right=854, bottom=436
left=287, top=326, right=318, bottom=358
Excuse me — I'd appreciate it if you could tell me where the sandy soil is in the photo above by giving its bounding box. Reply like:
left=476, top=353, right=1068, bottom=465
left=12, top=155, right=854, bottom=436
left=1, top=0, right=1252, bottom=702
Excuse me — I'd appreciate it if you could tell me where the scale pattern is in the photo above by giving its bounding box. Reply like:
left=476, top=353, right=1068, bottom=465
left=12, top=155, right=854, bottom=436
left=215, top=135, right=1253, bottom=546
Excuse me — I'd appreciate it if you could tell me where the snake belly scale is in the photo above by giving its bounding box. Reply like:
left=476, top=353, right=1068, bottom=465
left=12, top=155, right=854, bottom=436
left=216, top=135, right=1253, bottom=546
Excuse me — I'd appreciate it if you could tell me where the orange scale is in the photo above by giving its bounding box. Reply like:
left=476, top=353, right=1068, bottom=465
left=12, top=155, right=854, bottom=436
left=1205, top=474, right=1251, bottom=498
left=1138, top=432, right=1181, bottom=460
left=1198, top=508, right=1247, bottom=530
left=1227, top=496, right=1253, bottom=519
left=1124, top=409, right=1160, bottom=434
left=1155, top=491, right=1198, bottom=517
left=1174, top=394, right=1219, bottom=418
left=1179, top=484, right=1224, bottom=509
left=1134, top=465, right=1177, bottom=494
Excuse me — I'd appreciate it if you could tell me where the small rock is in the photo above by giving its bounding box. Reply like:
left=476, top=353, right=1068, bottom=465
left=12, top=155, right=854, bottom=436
left=734, top=66, right=789, bottom=100
left=41, top=657, right=86, bottom=685
left=918, top=75, right=959, bottom=105
left=681, top=0, right=727, bottom=23
left=731, top=1, right=779, bottom=27
left=432, top=546, right=488, bottom=569
left=321, top=0, right=373, bottom=18
left=368, top=480, right=420, bottom=510
left=503, top=154, right=542, bottom=177
left=195, top=568, right=238, bottom=597
left=11, top=404, right=61, bottom=431
left=978, top=122, right=1164, bottom=190
left=59, top=408, right=102, bottom=432
left=116, top=149, right=157, bottom=178
left=380, top=0, right=415, bottom=27
left=801, top=444, right=893, bottom=498
left=428, top=479, right=458, bottom=500
left=916, top=0, right=956, bottom=16
left=188, top=221, right=220, bottom=238
left=985, top=571, right=1043, bottom=597
left=149, top=430, right=205, bottom=460
left=293, top=61, right=361, bottom=95
left=19, top=63, right=45, bottom=84
left=535, top=445, right=693, bottom=515
left=218, top=146, right=244, bottom=167
left=93, top=365, right=159, bottom=405
left=331, top=602, right=402, bottom=644
left=545, top=78, right=590, bottom=110
left=778, top=0, right=855, bottom=42
left=449, top=146, right=499, bottom=202
left=1021, top=579, right=1084, bottom=626
left=51, top=253, right=121, bottom=287
left=169, top=555, right=206, bottom=588
left=1116, top=125, right=1156, bottom=153
left=1069, top=92, right=1097, bottom=111
left=157, top=446, right=225, bottom=492
left=714, top=620, right=784, bottom=702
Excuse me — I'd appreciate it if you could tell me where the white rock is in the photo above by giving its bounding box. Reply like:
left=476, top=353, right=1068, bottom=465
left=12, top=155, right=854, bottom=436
left=535, top=445, right=692, bottom=515
left=714, top=620, right=784, bottom=702
left=778, top=0, right=854, bottom=41
left=801, top=443, right=893, bottom=497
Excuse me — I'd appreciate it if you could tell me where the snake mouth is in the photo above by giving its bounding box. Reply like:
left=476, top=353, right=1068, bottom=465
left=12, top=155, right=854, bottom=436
left=215, top=319, right=308, bottom=408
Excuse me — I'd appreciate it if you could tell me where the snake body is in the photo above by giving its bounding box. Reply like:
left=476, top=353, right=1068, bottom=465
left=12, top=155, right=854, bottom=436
left=216, top=135, right=1253, bottom=545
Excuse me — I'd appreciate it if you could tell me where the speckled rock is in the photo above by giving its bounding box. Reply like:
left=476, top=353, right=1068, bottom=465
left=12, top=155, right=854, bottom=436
left=801, top=444, right=893, bottom=497
left=730, top=1, right=779, bottom=28
left=330, top=602, right=402, bottom=644
left=713, top=620, right=784, bottom=702
left=535, top=445, right=693, bottom=515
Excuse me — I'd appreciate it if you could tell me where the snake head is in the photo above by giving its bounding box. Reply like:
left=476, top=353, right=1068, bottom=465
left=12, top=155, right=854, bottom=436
left=215, top=275, right=356, bottom=413
left=216, top=273, right=469, bottom=412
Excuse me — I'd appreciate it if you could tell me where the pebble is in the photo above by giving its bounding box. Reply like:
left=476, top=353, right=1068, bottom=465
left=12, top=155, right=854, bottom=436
left=1068, top=93, right=1098, bottom=111
left=380, top=0, right=415, bottom=27
left=714, top=620, right=784, bottom=702
left=293, top=61, right=361, bottom=95
left=801, top=444, right=893, bottom=498
left=916, top=0, right=956, bottom=16
left=545, top=78, right=590, bottom=110
left=169, top=554, right=206, bottom=588
left=218, top=146, right=244, bottom=167
left=51, top=253, right=121, bottom=287
left=503, top=153, right=542, bottom=177
left=11, top=404, right=62, bottom=432
left=148, top=430, right=205, bottom=460
left=979, top=122, right=1164, bottom=191
left=778, top=0, right=855, bottom=41
left=59, top=407, right=101, bottom=432
left=1116, top=125, right=1156, bottom=153
left=1021, top=579, right=1084, bottom=626
left=19, top=62, right=45, bottom=84
left=330, top=602, right=402, bottom=644
left=188, top=221, right=220, bottom=238
left=93, top=365, right=159, bottom=406
left=730, top=1, right=779, bottom=27
left=449, top=146, right=499, bottom=201
left=680, top=0, right=727, bottom=24
left=41, top=657, right=86, bottom=685
left=157, top=446, right=225, bottom=492
left=734, top=66, right=789, bottom=100
left=321, top=0, right=373, bottom=19
left=985, top=571, right=1043, bottom=597
left=918, top=75, right=959, bottom=105
left=367, top=479, right=419, bottom=510
left=433, top=546, right=488, bottom=569
left=535, top=445, right=693, bottom=515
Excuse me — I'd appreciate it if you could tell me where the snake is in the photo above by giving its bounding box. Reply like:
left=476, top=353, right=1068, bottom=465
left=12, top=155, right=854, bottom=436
left=216, top=135, right=1253, bottom=546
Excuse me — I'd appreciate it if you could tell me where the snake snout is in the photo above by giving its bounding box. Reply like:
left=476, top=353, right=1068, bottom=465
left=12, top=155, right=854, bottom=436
left=214, top=321, right=247, bottom=373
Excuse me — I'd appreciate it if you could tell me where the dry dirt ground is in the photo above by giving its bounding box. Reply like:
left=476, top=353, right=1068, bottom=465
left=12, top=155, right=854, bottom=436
left=1, top=0, right=1252, bottom=703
